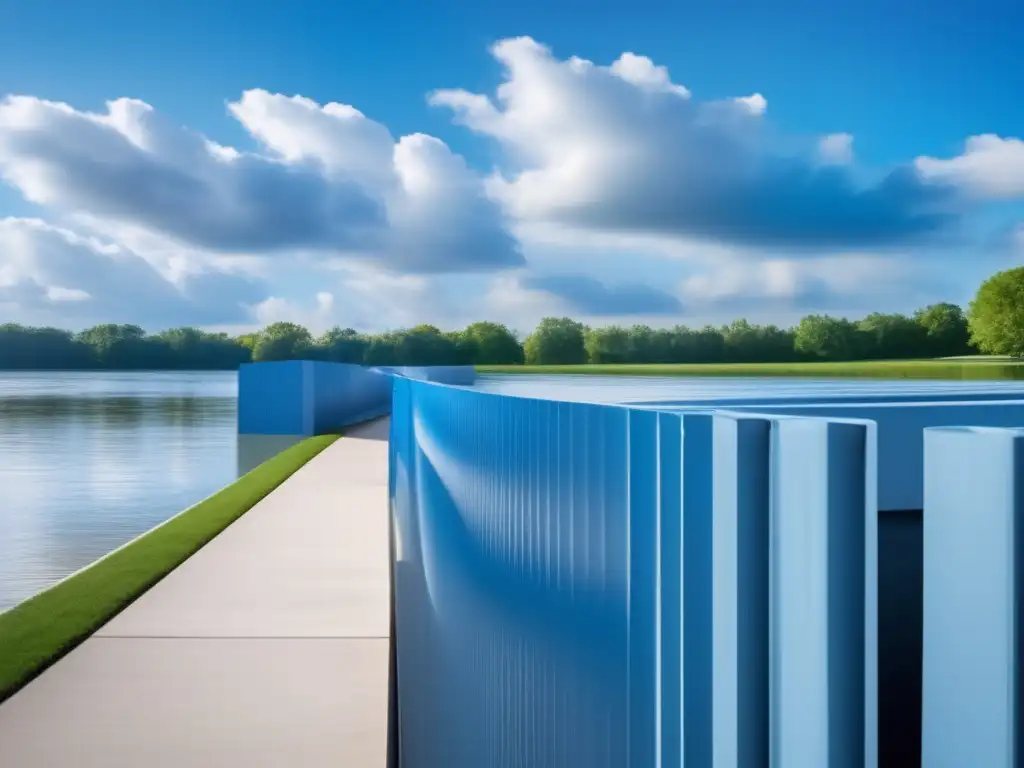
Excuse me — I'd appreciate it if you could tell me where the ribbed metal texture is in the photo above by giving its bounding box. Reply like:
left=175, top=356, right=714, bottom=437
left=390, top=376, right=880, bottom=767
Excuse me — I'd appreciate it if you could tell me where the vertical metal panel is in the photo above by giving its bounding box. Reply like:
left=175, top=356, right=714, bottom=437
left=392, top=381, right=886, bottom=768
left=393, top=380, right=638, bottom=768
left=238, top=360, right=393, bottom=435
left=726, top=399, right=1024, bottom=511
left=712, top=415, right=771, bottom=768
left=239, top=361, right=473, bottom=438
left=658, top=412, right=683, bottom=768
left=769, top=417, right=877, bottom=768
left=682, top=412, right=714, bottom=767
left=922, top=426, right=1024, bottom=768
left=237, top=360, right=308, bottom=435
left=629, top=409, right=658, bottom=768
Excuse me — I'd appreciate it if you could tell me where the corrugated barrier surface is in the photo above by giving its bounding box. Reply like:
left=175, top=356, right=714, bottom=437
left=390, top=378, right=878, bottom=767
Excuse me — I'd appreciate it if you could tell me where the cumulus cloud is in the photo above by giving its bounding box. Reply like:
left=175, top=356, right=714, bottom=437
left=0, top=36, right=1012, bottom=333
left=818, top=133, right=854, bottom=165
left=0, top=91, right=521, bottom=273
left=431, top=36, right=953, bottom=250
left=519, top=273, right=682, bottom=315
left=916, top=135, right=1024, bottom=199
left=252, top=291, right=338, bottom=333
left=0, top=217, right=264, bottom=327
left=678, top=253, right=933, bottom=315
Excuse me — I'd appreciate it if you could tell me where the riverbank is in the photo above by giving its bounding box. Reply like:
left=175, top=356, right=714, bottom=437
left=0, top=433, right=339, bottom=702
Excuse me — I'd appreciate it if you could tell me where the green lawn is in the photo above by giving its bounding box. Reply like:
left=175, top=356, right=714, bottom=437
left=0, top=433, right=340, bottom=703
left=478, top=360, right=1024, bottom=379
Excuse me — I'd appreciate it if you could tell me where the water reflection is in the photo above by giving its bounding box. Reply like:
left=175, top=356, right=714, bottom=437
left=0, top=371, right=237, bottom=611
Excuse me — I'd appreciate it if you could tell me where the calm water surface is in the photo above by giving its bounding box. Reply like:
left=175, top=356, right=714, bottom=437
left=0, top=371, right=237, bottom=611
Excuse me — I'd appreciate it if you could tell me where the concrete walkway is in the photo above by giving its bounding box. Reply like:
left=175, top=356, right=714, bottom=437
left=0, top=418, right=392, bottom=767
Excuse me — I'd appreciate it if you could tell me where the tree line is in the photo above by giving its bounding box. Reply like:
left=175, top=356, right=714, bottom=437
left=0, top=303, right=977, bottom=369
left=2, top=265, right=1023, bottom=369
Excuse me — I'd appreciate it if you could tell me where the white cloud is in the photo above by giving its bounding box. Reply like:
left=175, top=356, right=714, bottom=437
left=608, top=52, right=691, bottom=97
left=46, top=286, right=90, bottom=302
left=0, top=91, right=521, bottom=273
left=916, top=134, right=1024, bottom=199
left=0, top=36, right=1009, bottom=333
left=0, top=217, right=263, bottom=328
left=818, top=133, right=854, bottom=165
left=681, top=254, right=897, bottom=300
left=431, top=36, right=949, bottom=250
left=735, top=93, right=768, bottom=116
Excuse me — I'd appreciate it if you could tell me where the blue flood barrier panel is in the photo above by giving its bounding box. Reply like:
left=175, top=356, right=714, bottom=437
left=238, top=360, right=391, bottom=435
left=922, top=426, right=1024, bottom=768
left=723, top=400, right=1024, bottom=511
left=769, top=417, right=877, bottom=768
left=712, top=414, right=771, bottom=768
left=682, top=413, right=715, bottom=767
left=658, top=412, right=683, bottom=768
left=237, top=360, right=309, bottom=435
left=239, top=361, right=474, bottom=436
left=392, top=380, right=635, bottom=768
left=629, top=409, right=658, bottom=768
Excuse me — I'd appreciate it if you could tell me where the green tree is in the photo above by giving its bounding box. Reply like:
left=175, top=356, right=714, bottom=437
left=968, top=268, right=1024, bottom=356
left=236, top=333, right=260, bottom=352
left=856, top=313, right=928, bottom=359
left=252, top=322, right=313, bottom=362
left=0, top=324, right=95, bottom=369
left=916, top=302, right=973, bottom=357
left=669, top=325, right=726, bottom=363
left=315, top=327, right=368, bottom=363
left=76, top=324, right=145, bottom=357
left=721, top=319, right=775, bottom=363
left=462, top=322, right=524, bottom=365
left=362, top=332, right=402, bottom=366
left=794, top=315, right=864, bottom=361
left=393, top=324, right=460, bottom=366
left=443, top=330, right=479, bottom=365
left=524, top=317, right=587, bottom=365
left=76, top=324, right=175, bottom=368
left=585, top=325, right=632, bottom=363
left=626, top=325, right=666, bottom=363
left=156, top=328, right=250, bottom=369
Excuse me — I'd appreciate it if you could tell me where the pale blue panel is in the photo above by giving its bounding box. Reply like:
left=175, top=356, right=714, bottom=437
left=769, top=417, right=877, bottom=768
left=922, top=426, right=1024, bottom=768
left=727, top=400, right=1024, bottom=510
left=712, top=414, right=771, bottom=768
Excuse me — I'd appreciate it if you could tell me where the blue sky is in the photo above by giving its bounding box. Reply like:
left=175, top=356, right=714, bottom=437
left=0, top=0, right=1021, bottom=332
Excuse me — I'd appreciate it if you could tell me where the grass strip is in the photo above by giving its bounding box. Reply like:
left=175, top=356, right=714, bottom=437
left=0, top=433, right=340, bottom=703
left=478, top=360, right=1024, bottom=379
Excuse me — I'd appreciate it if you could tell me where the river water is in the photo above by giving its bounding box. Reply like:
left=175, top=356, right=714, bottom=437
left=0, top=371, right=237, bottom=611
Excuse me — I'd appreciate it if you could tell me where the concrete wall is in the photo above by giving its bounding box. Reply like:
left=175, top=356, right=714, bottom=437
left=390, top=379, right=879, bottom=768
